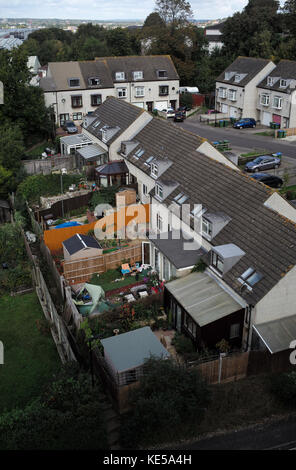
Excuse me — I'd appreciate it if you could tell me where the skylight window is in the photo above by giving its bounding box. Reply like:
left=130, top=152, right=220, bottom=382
left=134, top=148, right=145, bottom=159
left=92, top=120, right=101, bottom=128
left=191, top=204, right=205, bottom=217
left=238, top=267, right=263, bottom=288
left=173, top=193, right=188, bottom=204
left=145, top=156, right=154, bottom=165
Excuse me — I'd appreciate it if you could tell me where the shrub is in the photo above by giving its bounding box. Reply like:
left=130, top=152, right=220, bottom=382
left=270, top=371, right=296, bottom=404
left=120, top=358, right=211, bottom=448
left=191, top=259, right=207, bottom=273
left=172, top=332, right=196, bottom=354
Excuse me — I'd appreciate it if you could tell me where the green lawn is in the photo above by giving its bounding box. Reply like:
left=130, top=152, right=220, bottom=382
left=0, top=293, right=59, bottom=413
left=90, top=268, right=146, bottom=293
left=25, top=141, right=48, bottom=158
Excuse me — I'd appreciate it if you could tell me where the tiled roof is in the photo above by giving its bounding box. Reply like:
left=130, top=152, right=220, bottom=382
left=216, top=56, right=272, bottom=87
left=96, top=55, right=179, bottom=82
left=123, top=115, right=296, bottom=305
left=79, top=60, right=114, bottom=89
left=257, top=60, right=296, bottom=93
left=85, top=96, right=143, bottom=144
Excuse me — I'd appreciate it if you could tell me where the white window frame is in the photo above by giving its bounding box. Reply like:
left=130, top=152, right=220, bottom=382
left=211, top=251, right=223, bottom=274
left=201, top=218, right=212, bottom=238
left=151, top=163, right=158, bottom=178
left=155, top=184, right=163, bottom=199
left=156, top=213, right=163, bottom=232
left=280, top=79, right=287, bottom=88
left=273, top=96, right=282, bottom=109
left=158, top=70, right=167, bottom=78
left=228, top=89, right=237, bottom=101
left=133, top=71, right=143, bottom=80
left=143, top=184, right=148, bottom=196
left=115, top=71, right=125, bottom=81
left=135, top=86, right=144, bottom=97
left=260, top=94, right=270, bottom=106
left=218, top=87, right=226, bottom=98
left=117, top=87, right=127, bottom=99
left=267, top=76, right=273, bottom=86
left=234, top=74, right=241, bottom=83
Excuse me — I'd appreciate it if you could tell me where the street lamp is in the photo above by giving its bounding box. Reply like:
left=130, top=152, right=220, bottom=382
left=60, top=167, right=67, bottom=219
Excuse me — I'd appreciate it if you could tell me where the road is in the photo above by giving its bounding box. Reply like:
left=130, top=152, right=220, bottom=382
left=177, top=115, right=296, bottom=160
left=162, top=415, right=296, bottom=450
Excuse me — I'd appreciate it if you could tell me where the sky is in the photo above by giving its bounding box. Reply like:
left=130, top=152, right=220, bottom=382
left=0, top=0, right=250, bottom=21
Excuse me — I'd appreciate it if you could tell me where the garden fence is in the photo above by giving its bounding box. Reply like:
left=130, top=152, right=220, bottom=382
left=188, top=351, right=249, bottom=384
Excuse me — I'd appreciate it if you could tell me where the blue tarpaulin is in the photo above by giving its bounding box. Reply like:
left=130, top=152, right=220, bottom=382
left=54, top=221, right=82, bottom=229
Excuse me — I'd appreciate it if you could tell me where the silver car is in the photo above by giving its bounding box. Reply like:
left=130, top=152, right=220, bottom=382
left=245, top=155, right=281, bottom=172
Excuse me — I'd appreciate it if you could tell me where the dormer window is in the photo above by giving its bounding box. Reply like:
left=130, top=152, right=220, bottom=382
left=155, top=184, right=163, bottom=199
left=88, top=77, right=100, bottom=86
left=115, top=71, right=125, bottom=81
left=102, top=128, right=108, bottom=143
left=234, top=74, right=241, bottom=83
left=280, top=79, right=287, bottom=88
left=68, top=78, right=80, bottom=87
left=158, top=70, right=167, bottom=78
left=267, top=76, right=273, bottom=86
left=133, top=71, right=143, bottom=80
left=201, top=217, right=212, bottom=238
left=121, top=143, right=127, bottom=155
left=211, top=251, right=223, bottom=274
left=151, top=163, right=158, bottom=178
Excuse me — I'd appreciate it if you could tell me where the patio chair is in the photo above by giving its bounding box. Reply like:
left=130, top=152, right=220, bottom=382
left=121, top=263, right=131, bottom=275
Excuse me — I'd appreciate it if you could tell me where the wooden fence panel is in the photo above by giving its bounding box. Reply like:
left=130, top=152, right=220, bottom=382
left=193, top=352, right=249, bottom=385
left=63, top=243, right=142, bottom=284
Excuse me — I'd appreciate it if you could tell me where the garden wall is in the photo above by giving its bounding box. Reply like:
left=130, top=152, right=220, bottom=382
left=35, top=191, right=93, bottom=220
left=191, top=351, right=249, bottom=384
left=23, top=154, right=75, bottom=175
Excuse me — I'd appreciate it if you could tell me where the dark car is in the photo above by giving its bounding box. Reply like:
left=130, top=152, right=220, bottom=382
left=174, top=111, right=185, bottom=122
left=245, top=155, right=281, bottom=172
left=63, top=120, right=78, bottom=133
left=233, top=118, right=256, bottom=129
left=177, top=106, right=188, bottom=116
left=250, top=173, right=283, bottom=188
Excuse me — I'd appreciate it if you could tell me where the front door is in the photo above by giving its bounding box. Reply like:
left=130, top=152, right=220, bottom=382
left=142, top=242, right=150, bottom=265
left=170, top=100, right=177, bottom=110
left=146, top=101, right=153, bottom=112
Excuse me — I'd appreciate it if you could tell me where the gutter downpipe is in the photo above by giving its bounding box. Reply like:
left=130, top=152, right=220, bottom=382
left=245, top=304, right=254, bottom=352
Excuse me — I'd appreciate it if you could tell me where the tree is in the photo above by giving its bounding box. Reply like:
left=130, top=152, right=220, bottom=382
left=120, top=358, right=210, bottom=448
left=0, top=124, right=24, bottom=172
left=282, top=0, right=296, bottom=38
left=155, top=0, right=193, bottom=28
left=143, top=12, right=165, bottom=28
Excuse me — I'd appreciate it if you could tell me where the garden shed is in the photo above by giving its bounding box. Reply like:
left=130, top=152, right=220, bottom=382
left=62, top=233, right=103, bottom=260
left=101, top=326, right=170, bottom=386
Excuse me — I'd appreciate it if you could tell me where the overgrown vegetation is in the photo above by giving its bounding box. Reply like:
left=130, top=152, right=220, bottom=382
left=0, top=363, right=108, bottom=450
left=120, top=357, right=210, bottom=448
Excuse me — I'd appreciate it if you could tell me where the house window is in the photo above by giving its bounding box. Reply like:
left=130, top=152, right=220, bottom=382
left=201, top=218, right=212, bottom=237
left=91, top=94, right=102, bottom=106
left=211, top=251, right=223, bottom=274
left=184, top=313, right=197, bottom=338
left=234, top=74, right=241, bottom=83
left=156, top=213, right=163, bottom=231
left=72, top=112, right=82, bottom=120
left=117, top=88, right=127, bottom=98
left=159, top=85, right=169, bottom=96
left=60, top=113, right=70, bottom=126
left=158, top=70, right=167, bottom=78
left=115, top=71, right=125, bottom=81
left=134, top=148, right=145, bottom=159
left=155, top=184, right=163, bottom=199
left=173, top=192, right=188, bottom=204
left=260, top=94, right=270, bottom=106
left=133, top=71, right=143, bottom=80
left=88, top=77, right=100, bottom=86
left=71, top=95, right=82, bottom=108
left=218, top=88, right=226, bottom=98
left=230, top=323, right=240, bottom=339
left=228, top=89, right=237, bottom=101
left=267, top=76, right=273, bottom=86
left=273, top=96, right=282, bottom=109
left=151, top=163, right=158, bottom=178
left=143, top=184, right=148, bottom=195
left=238, top=267, right=263, bottom=288
left=68, top=78, right=80, bottom=87
left=135, top=86, right=144, bottom=97
left=280, top=79, right=287, bottom=88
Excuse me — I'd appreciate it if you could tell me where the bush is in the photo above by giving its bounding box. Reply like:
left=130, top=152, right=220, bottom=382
left=120, top=358, right=210, bottom=448
left=172, top=332, right=196, bottom=355
left=270, top=371, right=296, bottom=404
left=191, top=259, right=207, bottom=273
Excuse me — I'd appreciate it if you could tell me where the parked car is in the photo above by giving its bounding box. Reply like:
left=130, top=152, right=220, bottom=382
left=250, top=173, right=283, bottom=188
left=164, top=108, right=175, bottom=118
left=233, top=118, right=256, bottom=129
left=174, top=111, right=185, bottom=122
left=63, top=120, right=78, bottom=133
left=245, top=155, right=281, bottom=172
left=178, top=106, right=189, bottom=115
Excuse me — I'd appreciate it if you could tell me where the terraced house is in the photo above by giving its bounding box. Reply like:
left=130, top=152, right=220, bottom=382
left=112, top=99, right=296, bottom=356
left=39, top=55, right=179, bottom=126
left=257, top=60, right=296, bottom=128
left=216, top=57, right=275, bottom=120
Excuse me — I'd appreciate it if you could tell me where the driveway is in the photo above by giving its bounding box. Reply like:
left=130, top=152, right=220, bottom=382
left=177, top=115, right=296, bottom=161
